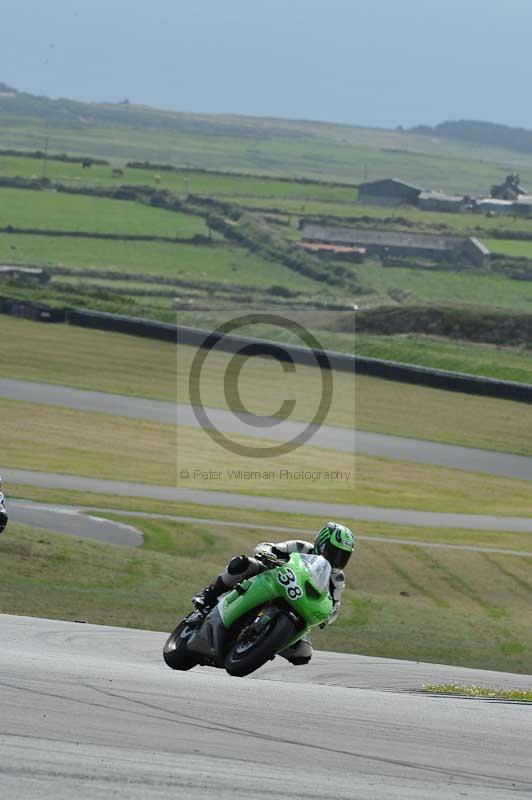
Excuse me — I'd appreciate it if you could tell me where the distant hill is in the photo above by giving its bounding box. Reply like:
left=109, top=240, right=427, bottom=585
left=410, top=120, right=532, bottom=155
left=0, top=85, right=311, bottom=141
left=4, top=84, right=532, bottom=157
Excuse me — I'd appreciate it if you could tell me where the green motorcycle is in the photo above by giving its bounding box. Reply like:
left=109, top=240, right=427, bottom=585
left=163, top=552, right=333, bottom=677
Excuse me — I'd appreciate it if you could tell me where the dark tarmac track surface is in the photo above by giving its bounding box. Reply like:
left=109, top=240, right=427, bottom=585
left=2, top=378, right=532, bottom=480
left=1, top=615, right=531, bottom=800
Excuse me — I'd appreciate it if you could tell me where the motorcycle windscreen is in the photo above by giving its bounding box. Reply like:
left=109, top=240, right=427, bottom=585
left=299, top=554, right=331, bottom=593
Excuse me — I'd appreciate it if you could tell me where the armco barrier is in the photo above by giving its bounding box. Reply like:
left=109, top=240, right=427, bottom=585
left=1, top=300, right=531, bottom=403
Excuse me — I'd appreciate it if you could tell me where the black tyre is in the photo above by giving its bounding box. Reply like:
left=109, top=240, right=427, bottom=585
left=163, top=620, right=199, bottom=671
left=225, top=612, right=297, bottom=677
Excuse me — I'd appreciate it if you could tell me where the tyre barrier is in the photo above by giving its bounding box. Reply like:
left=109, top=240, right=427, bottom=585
left=0, top=297, right=66, bottom=323
left=67, top=308, right=177, bottom=342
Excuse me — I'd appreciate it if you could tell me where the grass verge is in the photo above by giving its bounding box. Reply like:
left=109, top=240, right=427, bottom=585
left=422, top=684, right=532, bottom=701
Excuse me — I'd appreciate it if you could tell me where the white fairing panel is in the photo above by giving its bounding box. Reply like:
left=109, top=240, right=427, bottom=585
left=300, top=555, right=331, bottom=593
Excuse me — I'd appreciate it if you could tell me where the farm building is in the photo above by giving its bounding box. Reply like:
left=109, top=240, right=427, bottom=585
left=0, top=265, right=48, bottom=284
left=465, top=237, right=491, bottom=265
left=418, top=192, right=472, bottom=213
left=477, top=198, right=514, bottom=215
left=491, top=174, right=528, bottom=200
left=357, top=179, right=422, bottom=207
left=296, top=242, right=366, bottom=262
left=300, top=224, right=490, bottom=267
left=513, top=196, right=532, bottom=217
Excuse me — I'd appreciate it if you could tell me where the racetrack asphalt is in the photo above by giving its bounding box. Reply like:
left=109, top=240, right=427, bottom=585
left=1, top=614, right=531, bottom=800
left=2, top=377, right=532, bottom=480
left=4, top=467, right=532, bottom=532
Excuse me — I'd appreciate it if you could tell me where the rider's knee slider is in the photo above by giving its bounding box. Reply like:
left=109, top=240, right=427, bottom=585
left=227, top=555, right=250, bottom=575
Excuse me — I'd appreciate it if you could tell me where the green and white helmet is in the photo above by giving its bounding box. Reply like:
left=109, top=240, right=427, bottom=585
left=314, top=522, right=355, bottom=569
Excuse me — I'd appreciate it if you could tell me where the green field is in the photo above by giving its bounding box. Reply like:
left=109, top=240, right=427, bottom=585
left=243, top=193, right=532, bottom=235
left=485, top=238, right=532, bottom=258
left=357, top=260, right=532, bottom=312
left=3, top=175, right=532, bottom=323
left=0, top=155, right=358, bottom=204
left=5, top=155, right=532, bottom=241
left=2, top=154, right=532, bottom=377
left=4, top=98, right=532, bottom=192
left=2, top=515, right=532, bottom=673
left=0, top=186, right=207, bottom=237
left=0, top=232, right=323, bottom=289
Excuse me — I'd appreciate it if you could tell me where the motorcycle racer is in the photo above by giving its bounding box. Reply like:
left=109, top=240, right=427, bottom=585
left=192, top=521, right=355, bottom=665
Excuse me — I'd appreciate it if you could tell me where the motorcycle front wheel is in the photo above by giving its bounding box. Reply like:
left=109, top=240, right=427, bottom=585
left=225, top=612, right=297, bottom=677
left=163, top=620, right=200, bottom=671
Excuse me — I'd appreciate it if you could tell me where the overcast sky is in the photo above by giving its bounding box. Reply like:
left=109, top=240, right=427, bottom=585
left=2, top=0, right=531, bottom=129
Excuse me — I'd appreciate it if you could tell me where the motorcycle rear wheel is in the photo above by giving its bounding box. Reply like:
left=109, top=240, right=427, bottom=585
left=163, top=620, right=199, bottom=671
left=225, top=612, right=297, bottom=677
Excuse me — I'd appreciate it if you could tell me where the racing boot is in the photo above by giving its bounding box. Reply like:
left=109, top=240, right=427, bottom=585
left=192, top=576, right=227, bottom=613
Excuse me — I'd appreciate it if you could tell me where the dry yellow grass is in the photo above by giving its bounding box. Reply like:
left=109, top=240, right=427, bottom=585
left=176, top=424, right=532, bottom=514
left=2, top=316, right=532, bottom=455
left=0, top=315, right=178, bottom=400
left=355, top=375, right=532, bottom=457
left=3, top=397, right=532, bottom=515
left=0, top=398, right=176, bottom=486
left=177, top=339, right=356, bottom=429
